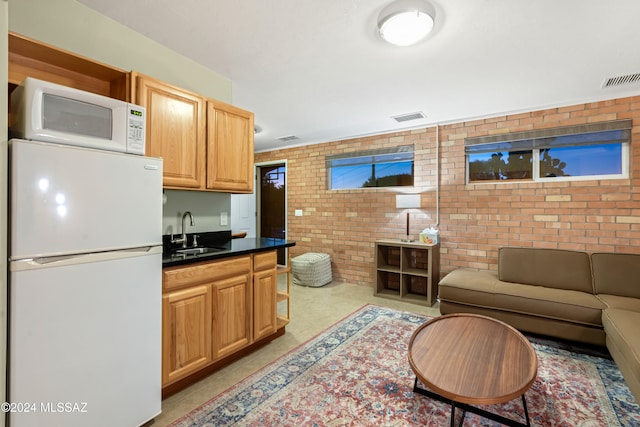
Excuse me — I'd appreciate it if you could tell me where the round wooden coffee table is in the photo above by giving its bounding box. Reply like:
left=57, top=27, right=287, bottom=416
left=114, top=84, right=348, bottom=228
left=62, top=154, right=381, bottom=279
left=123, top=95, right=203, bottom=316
left=408, top=313, right=538, bottom=427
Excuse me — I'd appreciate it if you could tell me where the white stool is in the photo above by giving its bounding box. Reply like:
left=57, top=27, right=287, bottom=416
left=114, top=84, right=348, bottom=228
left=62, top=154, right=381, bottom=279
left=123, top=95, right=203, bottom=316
left=292, top=253, right=332, bottom=287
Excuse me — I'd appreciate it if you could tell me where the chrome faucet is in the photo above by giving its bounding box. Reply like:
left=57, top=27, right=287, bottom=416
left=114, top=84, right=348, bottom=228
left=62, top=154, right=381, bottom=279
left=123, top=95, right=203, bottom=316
left=180, top=211, right=195, bottom=248
left=171, top=211, right=195, bottom=248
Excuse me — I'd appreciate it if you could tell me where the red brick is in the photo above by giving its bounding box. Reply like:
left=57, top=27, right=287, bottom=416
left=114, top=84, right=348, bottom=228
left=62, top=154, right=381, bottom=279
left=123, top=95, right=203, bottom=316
left=255, top=94, right=640, bottom=285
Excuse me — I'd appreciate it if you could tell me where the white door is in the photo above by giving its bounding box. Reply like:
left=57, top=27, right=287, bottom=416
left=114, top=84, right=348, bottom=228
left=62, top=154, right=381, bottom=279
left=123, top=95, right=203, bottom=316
left=231, top=193, right=256, bottom=237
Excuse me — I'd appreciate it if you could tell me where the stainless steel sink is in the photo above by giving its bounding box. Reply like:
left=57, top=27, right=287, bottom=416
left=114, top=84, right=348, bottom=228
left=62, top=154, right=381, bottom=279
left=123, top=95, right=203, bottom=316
left=174, top=246, right=223, bottom=256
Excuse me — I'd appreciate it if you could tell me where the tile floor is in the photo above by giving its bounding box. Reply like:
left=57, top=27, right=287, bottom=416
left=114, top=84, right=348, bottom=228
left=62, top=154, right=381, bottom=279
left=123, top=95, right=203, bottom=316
left=154, top=280, right=441, bottom=426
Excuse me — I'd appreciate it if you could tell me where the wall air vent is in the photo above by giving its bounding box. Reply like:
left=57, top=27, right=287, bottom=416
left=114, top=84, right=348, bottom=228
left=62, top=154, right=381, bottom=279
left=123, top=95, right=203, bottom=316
left=276, top=135, right=300, bottom=142
left=391, top=111, right=426, bottom=123
left=602, top=73, right=640, bottom=88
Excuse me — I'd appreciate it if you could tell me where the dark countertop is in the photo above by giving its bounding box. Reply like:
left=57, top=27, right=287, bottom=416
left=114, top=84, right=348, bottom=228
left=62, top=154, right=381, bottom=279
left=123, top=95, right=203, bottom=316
left=162, top=231, right=295, bottom=268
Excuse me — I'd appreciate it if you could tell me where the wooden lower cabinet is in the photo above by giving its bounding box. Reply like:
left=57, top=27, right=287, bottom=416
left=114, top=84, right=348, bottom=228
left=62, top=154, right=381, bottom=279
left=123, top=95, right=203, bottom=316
left=253, top=266, right=277, bottom=341
left=161, top=250, right=282, bottom=392
left=212, top=273, right=251, bottom=360
left=162, top=285, right=212, bottom=385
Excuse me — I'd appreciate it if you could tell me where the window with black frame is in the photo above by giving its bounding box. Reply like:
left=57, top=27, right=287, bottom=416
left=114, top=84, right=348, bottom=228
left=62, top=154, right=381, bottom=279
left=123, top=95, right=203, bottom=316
left=465, top=120, right=631, bottom=183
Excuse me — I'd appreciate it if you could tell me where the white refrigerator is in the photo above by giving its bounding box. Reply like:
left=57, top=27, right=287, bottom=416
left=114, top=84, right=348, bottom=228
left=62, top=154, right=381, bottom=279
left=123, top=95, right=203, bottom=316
left=8, top=139, right=163, bottom=427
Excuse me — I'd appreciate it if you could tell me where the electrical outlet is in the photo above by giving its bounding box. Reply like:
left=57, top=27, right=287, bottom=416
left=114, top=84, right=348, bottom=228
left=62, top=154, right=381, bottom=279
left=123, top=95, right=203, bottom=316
left=220, top=212, right=228, bottom=226
left=295, top=209, right=303, bottom=217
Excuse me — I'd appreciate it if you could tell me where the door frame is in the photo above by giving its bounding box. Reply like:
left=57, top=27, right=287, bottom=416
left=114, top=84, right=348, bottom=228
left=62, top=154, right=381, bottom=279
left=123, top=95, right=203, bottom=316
left=1, top=4, right=8, bottom=421
left=256, top=160, right=288, bottom=264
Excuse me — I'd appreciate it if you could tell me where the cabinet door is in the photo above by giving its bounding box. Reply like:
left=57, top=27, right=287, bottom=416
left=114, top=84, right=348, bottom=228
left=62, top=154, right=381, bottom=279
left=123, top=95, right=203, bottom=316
left=162, top=285, right=212, bottom=386
left=134, top=73, right=206, bottom=189
left=253, top=267, right=278, bottom=341
left=212, top=273, right=252, bottom=360
left=206, top=100, right=254, bottom=193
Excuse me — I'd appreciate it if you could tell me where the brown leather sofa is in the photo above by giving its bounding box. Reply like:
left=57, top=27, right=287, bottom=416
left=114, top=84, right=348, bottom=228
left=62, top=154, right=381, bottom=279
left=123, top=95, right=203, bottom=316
left=438, top=247, right=640, bottom=403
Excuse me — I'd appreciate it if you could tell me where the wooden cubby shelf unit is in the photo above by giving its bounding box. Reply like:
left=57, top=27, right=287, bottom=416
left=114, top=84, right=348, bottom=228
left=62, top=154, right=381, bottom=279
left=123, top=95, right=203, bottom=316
left=276, top=251, right=291, bottom=328
left=374, top=240, right=440, bottom=306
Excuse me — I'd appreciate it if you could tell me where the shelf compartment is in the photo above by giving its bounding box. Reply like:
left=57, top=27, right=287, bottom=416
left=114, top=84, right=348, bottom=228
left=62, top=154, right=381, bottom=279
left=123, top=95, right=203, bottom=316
left=402, top=247, right=429, bottom=270
left=402, top=275, right=428, bottom=298
left=276, top=299, right=290, bottom=327
left=377, top=270, right=401, bottom=296
left=275, top=249, right=291, bottom=330
left=8, top=32, right=129, bottom=101
left=277, top=278, right=289, bottom=293
left=377, top=245, right=401, bottom=270
left=276, top=316, right=290, bottom=328
left=277, top=264, right=291, bottom=274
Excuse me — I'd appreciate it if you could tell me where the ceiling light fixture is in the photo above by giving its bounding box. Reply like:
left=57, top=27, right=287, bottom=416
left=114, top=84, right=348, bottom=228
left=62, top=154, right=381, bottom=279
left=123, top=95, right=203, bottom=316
left=378, top=0, right=436, bottom=47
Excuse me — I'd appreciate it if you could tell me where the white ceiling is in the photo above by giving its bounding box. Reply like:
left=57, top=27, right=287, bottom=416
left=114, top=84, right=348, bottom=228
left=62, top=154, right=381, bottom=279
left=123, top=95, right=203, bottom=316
left=77, top=0, right=640, bottom=152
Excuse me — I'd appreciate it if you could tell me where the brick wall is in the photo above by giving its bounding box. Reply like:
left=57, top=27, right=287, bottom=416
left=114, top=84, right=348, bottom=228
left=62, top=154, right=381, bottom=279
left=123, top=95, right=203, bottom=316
left=255, top=96, right=640, bottom=286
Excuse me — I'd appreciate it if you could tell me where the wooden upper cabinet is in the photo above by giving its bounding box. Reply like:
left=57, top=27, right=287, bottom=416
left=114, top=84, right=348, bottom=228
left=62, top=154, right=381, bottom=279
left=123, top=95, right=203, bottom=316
left=132, top=72, right=206, bottom=189
left=206, top=99, right=255, bottom=193
left=7, top=36, right=255, bottom=194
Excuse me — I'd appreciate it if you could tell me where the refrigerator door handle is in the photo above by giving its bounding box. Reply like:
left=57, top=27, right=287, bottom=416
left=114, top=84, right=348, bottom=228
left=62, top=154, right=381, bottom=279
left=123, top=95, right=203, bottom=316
left=10, top=245, right=162, bottom=272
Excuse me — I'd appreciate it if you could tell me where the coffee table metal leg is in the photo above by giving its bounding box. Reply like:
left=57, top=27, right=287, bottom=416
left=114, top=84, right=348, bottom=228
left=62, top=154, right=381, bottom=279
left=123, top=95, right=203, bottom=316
left=522, top=394, right=530, bottom=427
left=450, top=401, right=456, bottom=427
left=413, top=377, right=531, bottom=427
left=450, top=402, right=466, bottom=427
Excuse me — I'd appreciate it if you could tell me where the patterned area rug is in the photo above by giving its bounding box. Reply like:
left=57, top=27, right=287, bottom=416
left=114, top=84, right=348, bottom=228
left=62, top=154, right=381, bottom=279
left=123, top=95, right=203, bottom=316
left=168, top=305, right=640, bottom=426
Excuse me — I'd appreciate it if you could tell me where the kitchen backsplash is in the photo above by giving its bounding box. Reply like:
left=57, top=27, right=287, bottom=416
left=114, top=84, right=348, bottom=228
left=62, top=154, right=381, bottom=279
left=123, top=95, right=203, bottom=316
left=162, top=189, right=232, bottom=236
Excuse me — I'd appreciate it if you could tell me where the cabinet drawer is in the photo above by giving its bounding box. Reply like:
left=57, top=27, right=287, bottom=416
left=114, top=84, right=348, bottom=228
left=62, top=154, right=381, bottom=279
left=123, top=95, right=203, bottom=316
left=253, top=250, right=277, bottom=271
left=163, top=256, right=251, bottom=292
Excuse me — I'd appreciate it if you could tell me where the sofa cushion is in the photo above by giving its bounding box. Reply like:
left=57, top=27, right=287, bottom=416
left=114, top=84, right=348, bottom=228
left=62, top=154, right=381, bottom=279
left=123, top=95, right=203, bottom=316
left=597, top=294, right=640, bottom=312
left=439, top=268, right=605, bottom=327
left=602, top=308, right=640, bottom=398
left=592, top=252, right=640, bottom=298
left=498, top=247, right=593, bottom=293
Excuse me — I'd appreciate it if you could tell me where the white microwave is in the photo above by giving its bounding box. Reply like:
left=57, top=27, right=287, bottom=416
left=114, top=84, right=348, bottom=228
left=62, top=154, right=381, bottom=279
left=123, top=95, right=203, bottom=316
left=10, top=77, right=146, bottom=155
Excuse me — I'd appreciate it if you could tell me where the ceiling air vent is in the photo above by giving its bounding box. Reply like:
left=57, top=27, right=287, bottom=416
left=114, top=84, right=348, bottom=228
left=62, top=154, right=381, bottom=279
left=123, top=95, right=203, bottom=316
left=391, top=111, right=426, bottom=123
left=276, top=135, right=300, bottom=142
left=602, top=73, right=640, bottom=88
